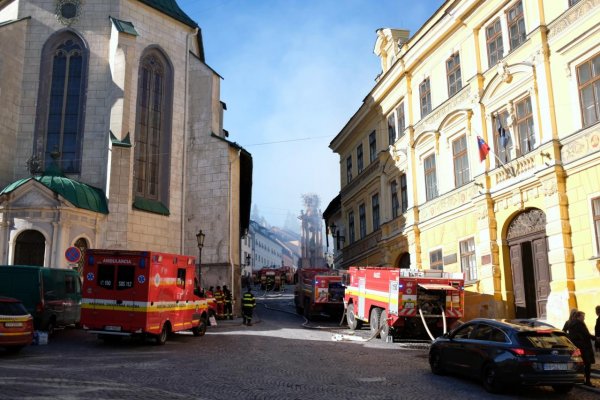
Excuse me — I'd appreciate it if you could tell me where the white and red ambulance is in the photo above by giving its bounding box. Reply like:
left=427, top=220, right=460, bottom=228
left=81, top=249, right=209, bottom=344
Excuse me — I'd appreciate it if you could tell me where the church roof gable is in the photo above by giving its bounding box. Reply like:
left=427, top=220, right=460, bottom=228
left=136, top=0, right=197, bottom=28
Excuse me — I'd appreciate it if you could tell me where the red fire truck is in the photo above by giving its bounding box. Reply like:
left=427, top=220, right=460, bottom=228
left=81, top=249, right=210, bottom=344
left=343, top=266, right=464, bottom=341
left=259, top=267, right=287, bottom=291
left=294, top=268, right=345, bottom=320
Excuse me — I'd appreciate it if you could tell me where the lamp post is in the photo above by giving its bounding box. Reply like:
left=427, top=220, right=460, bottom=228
left=196, top=230, right=206, bottom=288
left=329, top=223, right=345, bottom=250
left=242, top=253, right=251, bottom=288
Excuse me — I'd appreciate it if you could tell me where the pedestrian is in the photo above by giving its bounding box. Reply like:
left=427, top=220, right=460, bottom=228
left=242, top=287, right=256, bottom=326
left=214, top=286, right=224, bottom=319
left=223, top=285, right=233, bottom=320
left=567, top=311, right=596, bottom=387
left=595, top=305, right=600, bottom=353
left=562, top=308, right=578, bottom=334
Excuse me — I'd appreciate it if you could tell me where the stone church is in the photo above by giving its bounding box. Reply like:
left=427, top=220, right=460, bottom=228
left=0, top=0, right=252, bottom=298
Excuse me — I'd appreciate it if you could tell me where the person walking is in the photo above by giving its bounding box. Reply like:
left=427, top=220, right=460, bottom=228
left=242, top=287, right=256, bottom=326
left=595, top=305, right=600, bottom=353
left=567, top=311, right=596, bottom=387
left=214, top=286, right=224, bottom=319
left=562, top=308, right=578, bottom=334
left=222, top=285, right=233, bottom=320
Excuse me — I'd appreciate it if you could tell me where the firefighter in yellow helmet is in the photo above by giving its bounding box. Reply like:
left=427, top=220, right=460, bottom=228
left=242, top=286, right=256, bottom=326
left=222, top=285, right=233, bottom=320
left=214, top=286, right=224, bottom=319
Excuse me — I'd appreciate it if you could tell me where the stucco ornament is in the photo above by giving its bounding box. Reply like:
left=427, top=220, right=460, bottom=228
left=55, top=0, right=82, bottom=26
left=497, top=61, right=513, bottom=83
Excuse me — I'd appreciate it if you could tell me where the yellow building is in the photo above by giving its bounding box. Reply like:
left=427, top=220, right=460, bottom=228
left=326, top=0, right=600, bottom=330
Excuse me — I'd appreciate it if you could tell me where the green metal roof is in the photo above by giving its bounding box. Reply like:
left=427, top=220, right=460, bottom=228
left=110, top=131, right=132, bottom=147
left=137, top=0, right=198, bottom=28
left=0, top=167, right=109, bottom=215
left=109, top=16, right=139, bottom=36
left=133, top=196, right=170, bottom=216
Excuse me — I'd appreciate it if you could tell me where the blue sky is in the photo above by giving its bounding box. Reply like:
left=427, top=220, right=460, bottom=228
left=179, top=0, right=445, bottom=229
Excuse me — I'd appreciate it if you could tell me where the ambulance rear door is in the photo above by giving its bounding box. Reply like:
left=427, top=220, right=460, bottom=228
left=92, top=255, right=140, bottom=332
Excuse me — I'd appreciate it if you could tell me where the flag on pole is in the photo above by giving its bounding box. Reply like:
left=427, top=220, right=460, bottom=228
left=477, top=136, right=490, bottom=162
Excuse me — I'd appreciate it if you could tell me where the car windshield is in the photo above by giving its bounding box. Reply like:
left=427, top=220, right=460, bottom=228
left=517, top=331, right=572, bottom=349
left=0, top=301, right=28, bottom=316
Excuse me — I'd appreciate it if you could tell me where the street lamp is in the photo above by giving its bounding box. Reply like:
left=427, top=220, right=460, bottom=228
left=243, top=253, right=252, bottom=288
left=329, top=223, right=345, bottom=250
left=196, top=230, right=206, bottom=288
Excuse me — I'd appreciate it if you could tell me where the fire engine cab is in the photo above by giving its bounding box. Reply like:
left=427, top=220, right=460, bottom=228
left=81, top=249, right=209, bottom=344
left=343, top=266, right=464, bottom=341
left=294, top=268, right=345, bottom=320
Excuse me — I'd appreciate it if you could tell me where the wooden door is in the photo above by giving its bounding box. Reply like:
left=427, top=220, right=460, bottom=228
left=532, top=237, right=551, bottom=319
left=509, top=245, right=526, bottom=318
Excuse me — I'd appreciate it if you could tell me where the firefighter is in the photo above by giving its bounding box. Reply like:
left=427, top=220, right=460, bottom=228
left=242, top=287, right=256, bottom=326
left=222, top=285, right=233, bottom=320
left=214, top=286, right=224, bottom=319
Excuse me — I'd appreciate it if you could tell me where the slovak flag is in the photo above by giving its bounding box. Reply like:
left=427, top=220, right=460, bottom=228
left=477, top=136, right=490, bottom=162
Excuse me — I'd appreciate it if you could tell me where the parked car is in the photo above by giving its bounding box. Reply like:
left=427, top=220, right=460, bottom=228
left=0, top=266, right=81, bottom=335
left=508, top=318, right=556, bottom=329
left=429, top=318, right=584, bottom=393
left=0, top=296, right=34, bottom=352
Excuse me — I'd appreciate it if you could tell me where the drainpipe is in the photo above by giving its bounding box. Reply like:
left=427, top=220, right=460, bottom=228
left=230, top=149, right=241, bottom=315
left=180, top=27, right=199, bottom=255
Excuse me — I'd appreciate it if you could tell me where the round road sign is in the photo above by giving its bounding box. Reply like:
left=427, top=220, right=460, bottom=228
left=65, top=246, right=82, bottom=263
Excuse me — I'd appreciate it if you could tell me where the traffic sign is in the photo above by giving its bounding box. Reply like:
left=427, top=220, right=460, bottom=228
left=65, top=246, right=82, bottom=263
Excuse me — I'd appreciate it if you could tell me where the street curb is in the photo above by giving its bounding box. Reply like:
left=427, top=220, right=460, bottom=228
left=578, top=384, right=600, bottom=394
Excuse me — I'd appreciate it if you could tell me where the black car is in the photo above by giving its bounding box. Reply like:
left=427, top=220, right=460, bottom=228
left=429, top=318, right=584, bottom=393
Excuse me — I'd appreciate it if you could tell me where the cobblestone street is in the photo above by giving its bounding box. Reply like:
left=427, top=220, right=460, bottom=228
left=0, top=289, right=598, bottom=400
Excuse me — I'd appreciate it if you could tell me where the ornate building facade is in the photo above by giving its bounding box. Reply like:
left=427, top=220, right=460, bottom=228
left=326, top=0, right=600, bottom=329
left=0, top=0, right=252, bottom=308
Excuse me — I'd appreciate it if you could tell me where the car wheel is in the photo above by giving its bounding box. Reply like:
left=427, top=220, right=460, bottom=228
left=192, top=317, right=207, bottom=337
left=429, top=351, right=445, bottom=375
left=551, top=384, right=573, bottom=394
left=303, top=298, right=312, bottom=320
left=379, top=311, right=390, bottom=342
left=155, top=324, right=168, bottom=345
left=347, top=303, right=360, bottom=330
left=369, top=308, right=382, bottom=338
left=482, top=364, right=501, bottom=393
left=5, top=345, right=25, bottom=354
left=46, top=319, right=55, bottom=337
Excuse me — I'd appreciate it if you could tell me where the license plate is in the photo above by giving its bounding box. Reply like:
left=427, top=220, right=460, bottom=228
left=105, top=325, right=122, bottom=332
left=543, top=363, right=568, bottom=371
left=4, top=322, right=23, bottom=328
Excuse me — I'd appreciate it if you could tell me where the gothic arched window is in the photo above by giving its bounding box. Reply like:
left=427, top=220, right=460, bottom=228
left=133, top=48, right=173, bottom=211
left=35, top=31, right=88, bottom=174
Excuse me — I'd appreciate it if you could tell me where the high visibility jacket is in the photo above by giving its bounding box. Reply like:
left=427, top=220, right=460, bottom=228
left=242, top=292, right=256, bottom=308
left=223, top=289, right=232, bottom=303
left=214, top=291, right=224, bottom=303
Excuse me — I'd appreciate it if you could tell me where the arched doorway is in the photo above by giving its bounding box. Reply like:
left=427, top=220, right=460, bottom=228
left=506, top=209, right=550, bottom=319
left=74, top=237, right=89, bottom=275
left=398, top=252, right=411, bottom=269
left=14, top=230, right=45, bottom=266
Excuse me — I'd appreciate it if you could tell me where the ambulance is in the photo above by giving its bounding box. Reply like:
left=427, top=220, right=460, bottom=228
left=81, top=249, right=209, bottom=344
left=343, top=266, right=465, bottom=341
